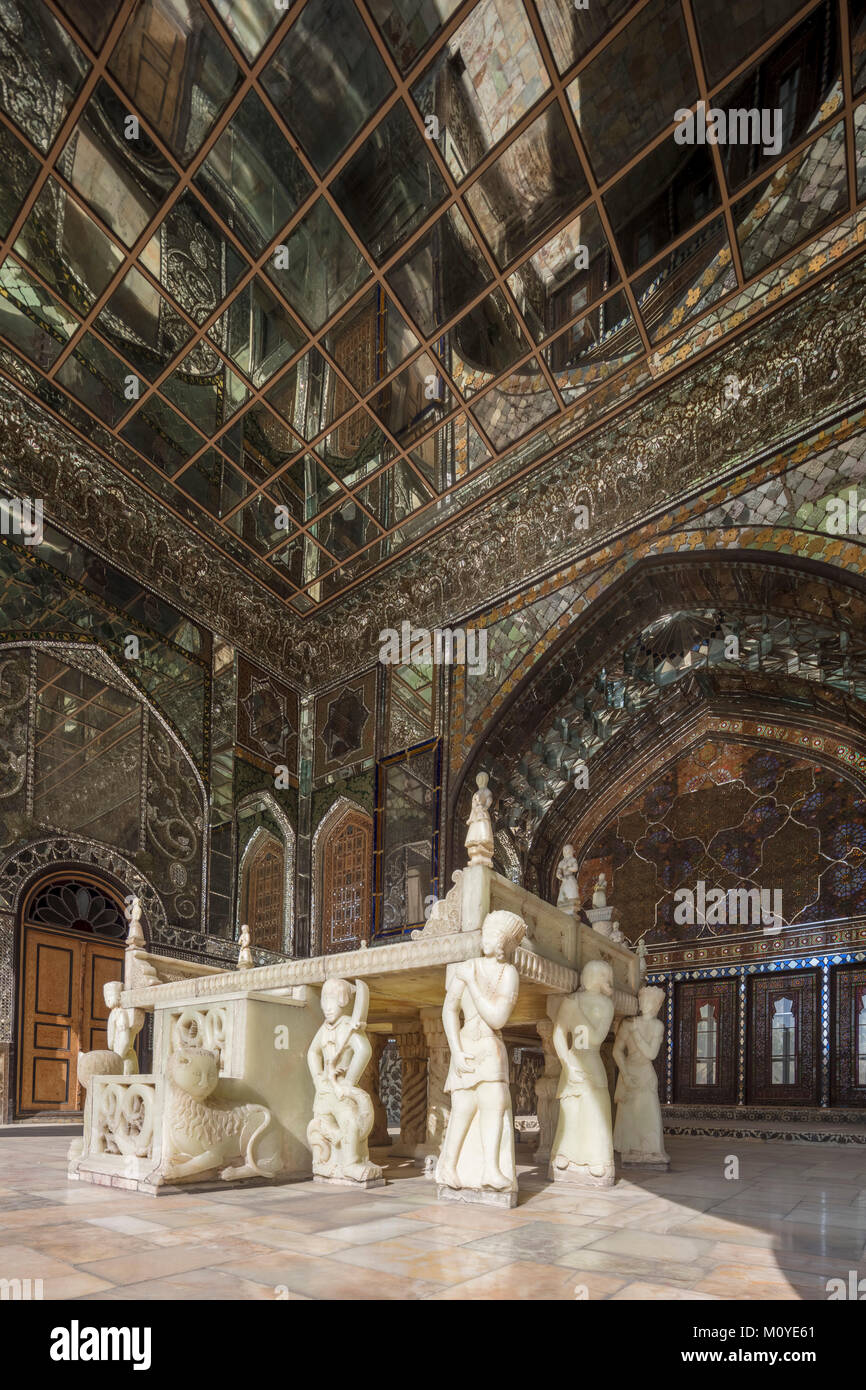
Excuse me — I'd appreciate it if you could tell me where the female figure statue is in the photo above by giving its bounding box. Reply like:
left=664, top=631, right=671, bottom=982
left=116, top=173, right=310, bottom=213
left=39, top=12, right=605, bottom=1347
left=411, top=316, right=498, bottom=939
left=465, top=771, right=495, bottom=867
left=549, top=958, right=615, bottom=1186
left=307, top=977, right=382, bottom=1185
left=436, top=910, right=526, bottom=1197
left=592, top=872, right=608, bottom=909
left=612, top=985, right=669, bottom=1167
left=555, top=843, right=580, bottom=915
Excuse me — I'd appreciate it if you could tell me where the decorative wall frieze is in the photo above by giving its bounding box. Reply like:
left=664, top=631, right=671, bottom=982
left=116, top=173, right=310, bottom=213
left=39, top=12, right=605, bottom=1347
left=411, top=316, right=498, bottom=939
left=0, top=255, right=864, bottom=690
left=648, top=922, right=866, bottom=971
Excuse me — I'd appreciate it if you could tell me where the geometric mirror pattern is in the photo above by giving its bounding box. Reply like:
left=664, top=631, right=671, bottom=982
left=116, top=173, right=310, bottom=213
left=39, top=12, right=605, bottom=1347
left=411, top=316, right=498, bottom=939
left=0, top=0, right=862, bottom=612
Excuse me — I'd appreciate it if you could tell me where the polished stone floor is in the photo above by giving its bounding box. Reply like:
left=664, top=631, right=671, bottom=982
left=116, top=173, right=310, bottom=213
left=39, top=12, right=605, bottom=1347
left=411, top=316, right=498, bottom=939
left=0, top=1134, right=864, bottom=1300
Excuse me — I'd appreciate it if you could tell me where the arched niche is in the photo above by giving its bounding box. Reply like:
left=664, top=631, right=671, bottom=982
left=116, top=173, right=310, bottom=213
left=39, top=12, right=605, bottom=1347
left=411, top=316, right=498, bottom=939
left=311, top=796, right=373, bottom=956
left=235, top=793, right=295, bottom=956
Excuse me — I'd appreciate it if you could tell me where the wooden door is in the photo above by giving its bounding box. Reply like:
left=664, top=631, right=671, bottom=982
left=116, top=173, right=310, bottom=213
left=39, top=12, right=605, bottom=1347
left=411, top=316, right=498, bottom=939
left=831, top=964, right=866, bottom=1108
left=747, top=971, right=819, bottom=1106
left=18, top=927, right=124, bottom=1114
left=674, top=978, right=738, bottom=1104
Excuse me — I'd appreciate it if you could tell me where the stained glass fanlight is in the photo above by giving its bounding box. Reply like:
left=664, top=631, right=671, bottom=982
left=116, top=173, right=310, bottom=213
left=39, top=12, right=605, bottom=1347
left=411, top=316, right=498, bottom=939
left=25, top=878, right=127, bottom=937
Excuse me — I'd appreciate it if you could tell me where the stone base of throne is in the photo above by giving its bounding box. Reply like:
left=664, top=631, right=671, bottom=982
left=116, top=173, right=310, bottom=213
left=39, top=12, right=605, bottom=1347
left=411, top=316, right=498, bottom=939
left=72, top=1154, right=314, bottom=1195
left=436, top=1183, right=518, bottom=1208
left=618, top=1152, right=671, bottom=1169
left=313, top=1173, right=386, bottom=1190
left=549, top=1159, right=615, bottom=1188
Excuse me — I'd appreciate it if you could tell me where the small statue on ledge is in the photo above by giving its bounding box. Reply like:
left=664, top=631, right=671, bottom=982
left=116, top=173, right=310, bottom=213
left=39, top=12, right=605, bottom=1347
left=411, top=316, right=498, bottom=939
left=124, top=894, right=145, bottom=949
left=591, top=872, right=608, bottom=909
left=237, top=923, right=253, bottom=970
left=555, top=843, right=580, bottom=916
left=465, top=771, right=495, bottom=867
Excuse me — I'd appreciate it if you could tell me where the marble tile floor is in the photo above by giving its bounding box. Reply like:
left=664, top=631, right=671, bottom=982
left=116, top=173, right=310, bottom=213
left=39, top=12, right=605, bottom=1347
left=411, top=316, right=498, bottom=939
left=0, top=1134, right=863, bottom=1301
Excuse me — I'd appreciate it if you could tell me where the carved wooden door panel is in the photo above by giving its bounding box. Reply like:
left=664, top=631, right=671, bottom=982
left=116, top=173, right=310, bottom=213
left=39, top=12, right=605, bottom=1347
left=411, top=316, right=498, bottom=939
left=673, top=978, right=738, bottom=1104
left=322, top=812, right=372, bottom=954
left=747, top=971, right=819, bottom=1106
left=832, top=964, right=866, bottom=1108
left=18, top=927, right=123, bottom=1115
left=18, top=928, right=81, bottom=1114
left=83, top=943, right=124, bottom=1057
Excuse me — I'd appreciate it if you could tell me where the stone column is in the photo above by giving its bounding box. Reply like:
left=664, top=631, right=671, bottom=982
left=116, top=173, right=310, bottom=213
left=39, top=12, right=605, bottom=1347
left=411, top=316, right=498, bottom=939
left=533, top=1019, right=559, bottom=1166
left=389, top=1024, right=427, bottom=1157
left=416, top=1005, right=451, bottom=1166
left=508, top=1045, right=521, bottom=1137
left=359, top=1033, right=391, bottom=1149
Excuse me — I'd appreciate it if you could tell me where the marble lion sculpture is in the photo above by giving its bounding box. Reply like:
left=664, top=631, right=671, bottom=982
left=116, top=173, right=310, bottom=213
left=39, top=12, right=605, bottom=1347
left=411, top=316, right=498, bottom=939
left=157, top=1046, right=282, bottom=1184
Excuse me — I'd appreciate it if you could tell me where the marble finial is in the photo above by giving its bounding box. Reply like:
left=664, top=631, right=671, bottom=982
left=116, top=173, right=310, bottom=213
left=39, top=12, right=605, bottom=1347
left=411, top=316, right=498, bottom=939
left=465, top=769, right=494, bottom=867
left=555, top=843, right=579, bottom=915
left=591, top=872, right=608, bottom=909
left=124, top=895, right=145, bottom=949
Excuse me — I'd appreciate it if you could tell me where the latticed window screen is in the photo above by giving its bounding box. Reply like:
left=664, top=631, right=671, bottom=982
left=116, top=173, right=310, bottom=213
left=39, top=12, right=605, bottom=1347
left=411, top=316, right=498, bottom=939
left=694, top=1000, right=718, bottom=1086
left=242, top=834, right=284, bottom=953
left=322, top=813, right=372, bottom=953
left=771, top=996, right=797, bottom=1086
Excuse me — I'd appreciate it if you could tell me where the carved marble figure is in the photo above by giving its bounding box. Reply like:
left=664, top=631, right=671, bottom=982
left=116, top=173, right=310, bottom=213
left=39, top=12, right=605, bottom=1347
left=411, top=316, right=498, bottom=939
left=307, top=977, right=383, bottom=1186
left=68, top=1048, right=123, bottom=1169
left=125, top=894, right=145, bottom=948
left=436, top=910, right=526, bottom=1203
left=465, top=771, right=494, bottom=867
left=555, top=844, right=580, bottom=916
left=549, top=958, right=616, bottom=1187
left=159, top=1046, right=282, bottom=1183
left=237, top=923, right=253, bottom=969
left=104, top=980, right=145, bottom=1075
left=613, top=985, right=670, bottom=1167
left=592, top=873, right=608, bottom=909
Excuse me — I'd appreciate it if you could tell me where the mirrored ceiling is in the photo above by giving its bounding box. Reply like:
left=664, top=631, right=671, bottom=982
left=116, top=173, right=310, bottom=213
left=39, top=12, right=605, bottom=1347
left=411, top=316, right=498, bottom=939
left=0, top=0, right=860, bottom=611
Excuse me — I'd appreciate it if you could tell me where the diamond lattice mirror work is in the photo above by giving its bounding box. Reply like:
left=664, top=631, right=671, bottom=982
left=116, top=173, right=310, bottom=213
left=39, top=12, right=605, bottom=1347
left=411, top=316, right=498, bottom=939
left=0, top=0, right=861, bottom=613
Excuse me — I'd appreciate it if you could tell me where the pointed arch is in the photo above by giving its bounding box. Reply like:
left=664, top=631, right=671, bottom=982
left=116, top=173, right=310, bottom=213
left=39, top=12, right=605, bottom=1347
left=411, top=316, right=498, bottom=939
left=311, top=796, right=373, bottom=956
left=236, top=793, right=295, bottom=956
